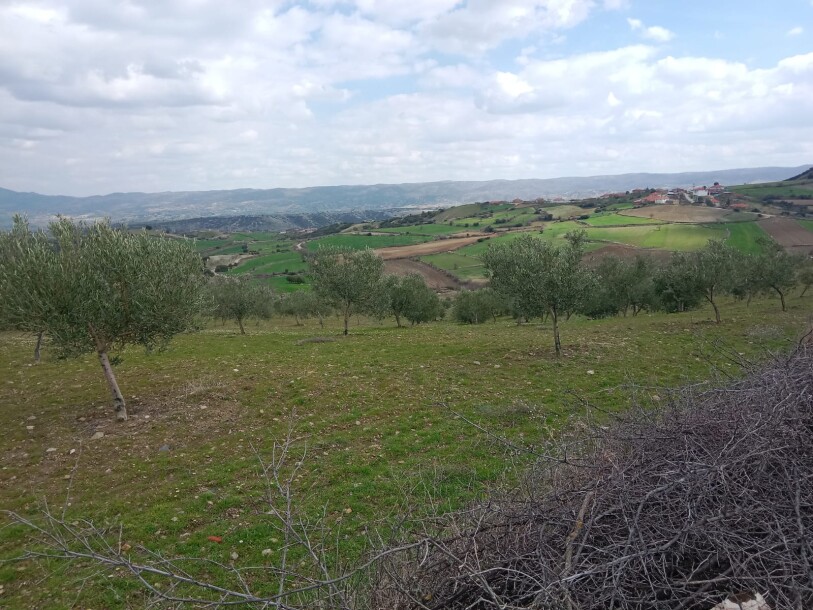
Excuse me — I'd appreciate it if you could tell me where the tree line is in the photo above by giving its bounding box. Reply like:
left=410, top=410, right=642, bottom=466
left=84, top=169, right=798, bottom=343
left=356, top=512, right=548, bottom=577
left=1, top=218, right=811, bottom=420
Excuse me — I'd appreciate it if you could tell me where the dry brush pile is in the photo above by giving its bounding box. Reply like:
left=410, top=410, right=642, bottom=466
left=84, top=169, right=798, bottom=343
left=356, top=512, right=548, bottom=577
left=372, top=346, right=813, bottom=609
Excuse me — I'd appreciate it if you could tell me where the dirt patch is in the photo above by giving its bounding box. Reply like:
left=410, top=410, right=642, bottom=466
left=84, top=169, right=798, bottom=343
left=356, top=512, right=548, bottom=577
left=374, top=236, right=490, bottom=260
left=205, top=253, right=255, bottom=271
left=584, top=244, right=672, bottom=264
left=384, top=259, right=463, bottom=292
left=758, top=217, right=813, bottom=254
left=620, top=206, right=732, bottom=223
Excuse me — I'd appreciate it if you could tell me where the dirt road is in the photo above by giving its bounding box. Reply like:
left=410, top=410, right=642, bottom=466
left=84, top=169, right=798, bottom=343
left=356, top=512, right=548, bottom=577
left=373, top=235, right=490, bottom=260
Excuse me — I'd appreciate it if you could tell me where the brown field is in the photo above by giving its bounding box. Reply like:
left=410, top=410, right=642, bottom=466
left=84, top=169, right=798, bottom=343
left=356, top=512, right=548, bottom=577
left=620, top=205, right=733, bottom=223
left=373, top=235, right=490, bottom=260
left=758, top=217, right=813, bottom=254
left=783, top=199, right=813, bottom=207
left=583, top=244, right=672, bottom=264
left=383, top=259, right=463, bottom=292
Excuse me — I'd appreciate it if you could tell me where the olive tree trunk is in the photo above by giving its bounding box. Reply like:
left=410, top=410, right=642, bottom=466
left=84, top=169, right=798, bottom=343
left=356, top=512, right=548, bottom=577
left=551, top=308, right=561, bottom=357
left=773, top=286, right=787, bottom=312
left=98, top=350, right=127, bottom=421
left=33, top=331, right=43, bottom=363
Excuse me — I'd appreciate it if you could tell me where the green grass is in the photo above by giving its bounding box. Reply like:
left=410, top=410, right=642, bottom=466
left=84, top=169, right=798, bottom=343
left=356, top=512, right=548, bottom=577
left=725, top=221, right=768, bottom=254
left=306, top=234, right=430, bottom=251
left=229, top=251, right=307, bottom=275
left=799, top=219, right=813, bottom=233
left=0, top=295, right=810, bottom=607
left=546, top=205, right=590, bottom=220
left=583, top=224, right=728, bottom=251
left=421, top=252, right=487, bottom=279
left=376, top=224, right=467, bottom=235
left=435, top=203, right=513, bottom=221
left=582, top=213, right=663, bottom=227
left=730, top=180, right=813, bottom=199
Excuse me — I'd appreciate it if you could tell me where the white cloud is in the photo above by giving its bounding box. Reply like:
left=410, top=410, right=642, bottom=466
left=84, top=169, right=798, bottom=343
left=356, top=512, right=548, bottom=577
left=628, top=17, right=674, bottom=43
left=0, top=1, right=810, bottom=196
left=787, top=26, right=804, bottom=37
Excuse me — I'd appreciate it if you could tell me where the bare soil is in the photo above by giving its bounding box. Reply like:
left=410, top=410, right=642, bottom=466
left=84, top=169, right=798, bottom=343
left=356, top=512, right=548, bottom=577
left=383, top=259, right=463, bottom=292
left=583, top=244, right=672, bottom=264
left=758, top=217, right=813, bottom=254
left=373, top=235, right=491, bottom=260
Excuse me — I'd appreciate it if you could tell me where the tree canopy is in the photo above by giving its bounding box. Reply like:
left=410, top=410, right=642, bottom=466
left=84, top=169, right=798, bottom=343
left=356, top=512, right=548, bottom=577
left=0, top=217, right=205, bottom=420
left=308, top=247, right=385, bottom=335
left=483, top=231, right=593, bottom=356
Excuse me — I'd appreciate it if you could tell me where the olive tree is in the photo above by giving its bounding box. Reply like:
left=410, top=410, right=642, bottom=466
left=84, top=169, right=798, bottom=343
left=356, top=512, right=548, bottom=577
left=451, top=288, right=506, bottom=324
left=653, top=252, right=703, bottom=313
left=483, top=231, right=593, bottom=356
left=0, top=216, right=50, bottom=361
left=799, top=262, right=813, bottom=298
left=276, top=290, right=332, bottom=327
left=209, top=275, right=273, bottom=333
left=308, top=247, right=385, bottom=335
left=749, top=238, right=800, bottom=311
left=0, top=217, right=205, bottom=421
left=384, top=273, right=441, bottom=327
left=691, top=240, right=740, bottom=324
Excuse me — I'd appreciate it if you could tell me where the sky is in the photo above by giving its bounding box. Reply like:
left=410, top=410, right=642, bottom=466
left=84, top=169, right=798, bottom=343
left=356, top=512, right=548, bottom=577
left=0, top=0, right=812, bottom=196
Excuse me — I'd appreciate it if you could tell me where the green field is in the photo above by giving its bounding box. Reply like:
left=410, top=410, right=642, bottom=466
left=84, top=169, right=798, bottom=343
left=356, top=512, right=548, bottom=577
left=228, top=250, right=307, bottom=275
left=583, top=223, right=728, bottom=251
left=799, top=219, right=813, bottom=233
left=731, top=180, right=813, bottom=199
left=725, top=221, right=768, bottom=254
left=1, top=296, right=810, bottom=607
left=306, top=233, right=430, bottom=251
left=582, top=213, right=663, bottom=227
left=421, top=252, right=487, bottom=279
left=376, top=224, right=467, bottom=235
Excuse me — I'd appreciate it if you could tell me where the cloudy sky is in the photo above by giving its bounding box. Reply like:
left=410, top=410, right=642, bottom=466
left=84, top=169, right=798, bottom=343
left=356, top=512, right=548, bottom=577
left=1, top=0, right=811, bottom=196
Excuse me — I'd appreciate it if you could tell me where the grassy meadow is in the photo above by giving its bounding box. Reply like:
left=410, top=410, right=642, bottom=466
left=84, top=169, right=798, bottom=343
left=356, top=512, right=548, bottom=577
left=1, top=294, right=812, bottom=608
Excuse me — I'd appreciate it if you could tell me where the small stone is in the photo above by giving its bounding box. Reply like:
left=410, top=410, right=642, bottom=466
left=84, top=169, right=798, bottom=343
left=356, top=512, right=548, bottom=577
left=69, top=448, right=76, bottom=455
left=586, top=370, right=595, bottom=375
left=230, top=551, right=239, bottom=560
left=90, top=431, right=104, bottom=440
left=262, top=548, right=272, bottom=556
left=473, top=360, right=481, bottom=365
left=46, top=447, right=56, bottom=453
left=171, top=517, right=178, bottom=522
left=343, top=507, right=352, bottom=514
left=27, top=415, right=36, bottom=421
left=159, top=444, right=171, bottom=452
left=26, top=425, right=34, bottom=431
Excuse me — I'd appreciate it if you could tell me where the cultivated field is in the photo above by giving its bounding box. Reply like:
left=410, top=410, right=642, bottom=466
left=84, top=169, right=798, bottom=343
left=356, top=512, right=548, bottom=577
left=582, top=223, right=729, bottom=251
left=382, top=259, right=464, bottom=291
left=1, top=297, right=811, bottom=607
left=759, top=217, right=813, bottom=253
left=619, top=206, right=747, bottom=223
left=372, top=235, right=490, bottom=259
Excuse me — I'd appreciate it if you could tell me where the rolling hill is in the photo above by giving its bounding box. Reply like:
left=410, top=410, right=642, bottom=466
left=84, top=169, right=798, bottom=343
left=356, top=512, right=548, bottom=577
left=1, top=165, right=808, bottom=226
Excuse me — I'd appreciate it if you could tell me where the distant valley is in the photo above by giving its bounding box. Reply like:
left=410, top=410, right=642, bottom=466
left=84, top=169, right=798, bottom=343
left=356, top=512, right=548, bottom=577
left=1, top=165, right=809, bottom=227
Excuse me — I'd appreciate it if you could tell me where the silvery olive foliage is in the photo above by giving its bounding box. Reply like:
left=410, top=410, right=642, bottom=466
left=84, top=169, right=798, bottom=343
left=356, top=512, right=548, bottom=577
left=0, top=216, right=206, bottom=419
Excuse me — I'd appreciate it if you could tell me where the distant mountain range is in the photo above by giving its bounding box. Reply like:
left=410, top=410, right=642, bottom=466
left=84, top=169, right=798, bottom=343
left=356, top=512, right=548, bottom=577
left=1, top=165, right=809, bottom=227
